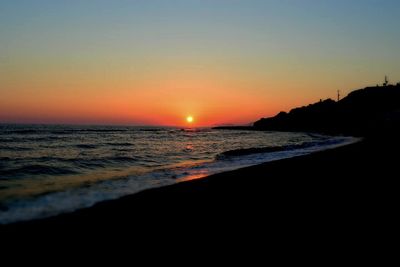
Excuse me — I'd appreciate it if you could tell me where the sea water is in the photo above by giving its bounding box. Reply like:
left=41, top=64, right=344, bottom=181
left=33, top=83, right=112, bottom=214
left=0, top=124, right=357, bottom=224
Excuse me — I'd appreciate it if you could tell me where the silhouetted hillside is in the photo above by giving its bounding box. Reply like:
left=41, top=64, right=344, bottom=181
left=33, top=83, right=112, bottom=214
left=253, top=84, right=400, bottom=136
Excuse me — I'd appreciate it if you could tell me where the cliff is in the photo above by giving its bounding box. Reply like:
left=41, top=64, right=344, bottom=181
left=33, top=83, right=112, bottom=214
left=253, top=84, right=400, bottom=136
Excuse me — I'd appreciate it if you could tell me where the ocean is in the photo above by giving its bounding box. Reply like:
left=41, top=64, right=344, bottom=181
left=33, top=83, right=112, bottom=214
left=0, top=124, right=356, bottom=224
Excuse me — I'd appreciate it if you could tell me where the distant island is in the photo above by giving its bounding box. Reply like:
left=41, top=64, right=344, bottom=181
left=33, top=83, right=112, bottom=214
left=215, top=82, right=400, bottom=136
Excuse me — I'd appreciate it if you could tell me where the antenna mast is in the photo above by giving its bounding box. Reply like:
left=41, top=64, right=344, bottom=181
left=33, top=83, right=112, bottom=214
left=384, top=75, right=389, bottom=86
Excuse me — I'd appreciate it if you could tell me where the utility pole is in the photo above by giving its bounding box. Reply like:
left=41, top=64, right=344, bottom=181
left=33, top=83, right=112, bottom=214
left=384, top=75, right=389, bottom=86
left=337, top=90, right=340, bottom=102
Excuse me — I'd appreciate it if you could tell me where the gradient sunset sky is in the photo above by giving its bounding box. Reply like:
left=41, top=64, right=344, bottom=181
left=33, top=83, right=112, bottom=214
left=1, top=0, right=399, bottom=126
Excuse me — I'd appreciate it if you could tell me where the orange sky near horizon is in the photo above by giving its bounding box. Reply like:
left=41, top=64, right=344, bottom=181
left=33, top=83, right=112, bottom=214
left=0, top=62, right=394, bottom=127
left=0, top=69, right=291, bottom=127
left=0, top=58, right=348, bottom=127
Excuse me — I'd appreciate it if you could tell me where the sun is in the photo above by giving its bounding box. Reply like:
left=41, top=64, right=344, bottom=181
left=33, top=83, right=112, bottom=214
left=186, top=116, right=194, bottom=123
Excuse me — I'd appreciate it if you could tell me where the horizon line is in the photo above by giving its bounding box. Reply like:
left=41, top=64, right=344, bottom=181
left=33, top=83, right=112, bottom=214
left=0, top=122, right=251, bottom=128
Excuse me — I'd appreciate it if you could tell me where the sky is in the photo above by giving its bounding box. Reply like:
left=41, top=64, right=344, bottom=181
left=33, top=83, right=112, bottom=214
left=1, top=0, right=400, bottom=126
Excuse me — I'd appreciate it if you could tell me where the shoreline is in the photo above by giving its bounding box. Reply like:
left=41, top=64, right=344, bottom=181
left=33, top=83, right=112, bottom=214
left=2, top=136, right=397, bottom=232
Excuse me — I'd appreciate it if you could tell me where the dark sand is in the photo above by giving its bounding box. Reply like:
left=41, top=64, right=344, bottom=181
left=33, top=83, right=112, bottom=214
left=2, top=137, right=397, bottom=244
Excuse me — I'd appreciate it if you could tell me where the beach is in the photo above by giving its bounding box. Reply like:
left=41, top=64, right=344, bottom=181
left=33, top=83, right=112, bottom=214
left=2, top=136, right=396, bottom=239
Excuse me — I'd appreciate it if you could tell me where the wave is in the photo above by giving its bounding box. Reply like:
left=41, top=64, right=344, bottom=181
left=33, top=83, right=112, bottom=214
left=101, top=156, right=137, bottom=163
left=216, top=146, right=288, bottom=158
left=76, top=144, right=97, bottom=149
left=33, top=157, right=106, bottom=169
left=7, top=155, right=138, bottom=165
left=0, top=128, right=131, bottom=135
left=216, top=138, right=348, bottom=159
left=104, top=142, right=133, bottom=146
left=179, top=128, right=212, bottom=133
left=138, top=128, right=165, bottom=132
left=30, top=136, right=67, bottom=141
left=33, top=156, right=137, bottom=168
left=0, top=129, right=41, bottom=134
left=52, top=155, right=137, bottom=166
left=61, top=129, right=129, bottom=134
left=0, top=136, right=68, bottom=143
left=0, top=146, right=32, bottom=151
left=0, top=138, right=17, bottom=143
left=1, top=141, right=132, bottom=149
left=0, top=164, right=79, bottom=177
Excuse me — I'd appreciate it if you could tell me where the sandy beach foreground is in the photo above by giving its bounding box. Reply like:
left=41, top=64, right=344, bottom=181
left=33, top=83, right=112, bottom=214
left=1, top=137, right=397, bottom=241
